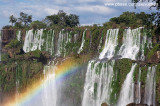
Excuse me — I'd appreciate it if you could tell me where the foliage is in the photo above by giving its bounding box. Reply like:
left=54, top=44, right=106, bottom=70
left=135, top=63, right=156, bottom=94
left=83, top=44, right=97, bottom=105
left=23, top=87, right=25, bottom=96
left=9, top=15, right=17, bottom=26
left=5, top=39, right=21, bottom=49
left=147, top=44, right=160, bottom=59
left=132, top=0, right=160, bottom=30
left=104, top=12, right=156, bottom=28
left=1, top=54, right=10, bottom=62
left=44, top=10, right=79, bottom=28
left=32, top=50, right=42, bottom=58
left=8, top=12, right=32, bottom=28
left=2, top=25, right=13, bottom=29
left=18, top=12, right=32, bottom=26
left=30, top=20, right=47, bottom=29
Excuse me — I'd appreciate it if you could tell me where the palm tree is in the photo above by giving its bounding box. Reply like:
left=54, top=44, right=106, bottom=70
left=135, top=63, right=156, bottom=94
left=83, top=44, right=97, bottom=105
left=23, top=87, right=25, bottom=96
left=9, top=15, right=17, bottom=26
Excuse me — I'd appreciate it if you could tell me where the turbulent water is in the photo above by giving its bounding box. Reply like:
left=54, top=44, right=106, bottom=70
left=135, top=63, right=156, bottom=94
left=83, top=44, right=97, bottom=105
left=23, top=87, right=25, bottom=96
left=8, top=27, right=157, bottom=106
left=99, top=29, right=119, bottom=59
left=144, top=66, right=156, bottom=106
left=23, top=29, right=44, bottom=53
left=82, top=27, right=156, bottom=106
left=23, top=29, right=81, bottom=57
left=117, top=64, right=136, bottom=106
left=82, top=61, right=114, bottom=106
left=78, top=29, right=86, bottom=54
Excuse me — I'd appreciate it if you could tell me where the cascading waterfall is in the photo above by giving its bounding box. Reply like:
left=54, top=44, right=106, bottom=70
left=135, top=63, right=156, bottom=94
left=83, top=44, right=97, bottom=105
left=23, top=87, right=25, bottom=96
left=140, top=35, right=147, bottom=61
left=144, top=66, right=156, bottom=106
left=119, top=27, right=142, bottom=60
left=82, top=27, right=154, bottom=106
left=99, top=29, right=119, bottom=59
left=17, top=31, right=21, bottom=41
left=23, top=29, right=44, bottom=52
left=45, top=30, right=55, bottom=55
left=98, top=37, right=103, bottom=53
left=5, top=27, right=156, bottom=106
left=77, top=30, right=86, bottom=54
left=74, top=33, right=78, bottom=43
left=83, top=29, right=119, bottom=106
left=135, top=68, right=141, bottom=104
left=23, top=29, right=55, bottom=55
left=56, top=30, right=72, bottom=56
left=22, top=63, right=57, bottom=106
left=56, top=30, right=63, bottom=56
left=82, top=61, right=114, bottom=106
left=117, top=64, right=136, bottom=106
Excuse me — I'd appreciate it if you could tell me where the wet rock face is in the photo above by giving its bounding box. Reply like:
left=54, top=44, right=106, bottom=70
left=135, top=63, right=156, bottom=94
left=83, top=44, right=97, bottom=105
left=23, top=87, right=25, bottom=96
left=147, top=52, right=160, bottom=63
left=101, top=103, right=108, bottom=106
left=1, top=30, right=16, bottom=45
left=157, top=51, right=160, bottom=59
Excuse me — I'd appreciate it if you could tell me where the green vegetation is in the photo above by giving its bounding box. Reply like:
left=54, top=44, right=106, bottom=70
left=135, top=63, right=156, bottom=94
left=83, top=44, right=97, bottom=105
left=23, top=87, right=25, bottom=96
left=8, top=12, right=32, bottom=29
left=4, top=39, right=21, bottom=49
left=30, top=21, right=47, bottom=29
left=9, top=15, right=17, bottom=26
left=147, top=44, right=160, bottom=59
left=156, top=64, right=160, bottom=103
left=104, top=12, right=155, bottom=28
left=110, top=59, right=132, bottom=104
left=44, top=10, right=79, bottom=28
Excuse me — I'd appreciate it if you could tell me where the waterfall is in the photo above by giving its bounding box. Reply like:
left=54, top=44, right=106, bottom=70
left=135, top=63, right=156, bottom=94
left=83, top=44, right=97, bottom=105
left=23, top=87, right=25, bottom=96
left=82, top=27, right=151, bottom=106
left=117, top=64, right=136, bottom=106
left=74, top=33, right=78, bottom=43
left=82, top=60, right=114, bottom=106
left=23, top=29, right=55, bottom=55
left=17, top=31, right=21, bottom=41
left=45, top=30, right=55, bottom=55
left=99, top=29, right=119, bottom=59
left=23, top=64, right=57, bottom=106
left=98, top=37, right=103, bottom=53
left=140, top=35, right=147, bottom=61
left=23, top=29, right=44, bottom=53
left=77, top=30, right=86, bottom=54
left=56, top=30, right=72, bottom=56
left=118, top=28, right=142, bottom=60
left=135, top=68, right=141, bottom=104
left=1, top=27, right=156, bottom=105
left=144, top=66, right=156, bottom=106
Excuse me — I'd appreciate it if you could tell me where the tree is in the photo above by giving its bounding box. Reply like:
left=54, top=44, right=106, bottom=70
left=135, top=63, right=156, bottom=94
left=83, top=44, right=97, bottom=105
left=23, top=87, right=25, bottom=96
left=132, top=0, right=160, bottom=10
left=30, top=21, right=47, bottom=29
left=58, top=10, right=67, bottom=26
left=107, top=12, right=155, bottom=28
left=9, top=15, right=17, bottom=26
left=66, top=14, right=79, bottom=27
left=132, top=0, right=160, bottom=27
left=44, top=10, right=79, bottom=28
left=18, top=12, right=32, bottom=26
left=14, top=21, right=23, bottom=29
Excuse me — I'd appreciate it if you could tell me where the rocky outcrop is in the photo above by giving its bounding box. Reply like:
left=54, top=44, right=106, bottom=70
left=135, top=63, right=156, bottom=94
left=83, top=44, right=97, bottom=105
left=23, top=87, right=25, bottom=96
left=1, top=29, right=16, bottom=45
left=101, top=103, right=108, bottom=106
left=147, top=52, right=160, bottom=63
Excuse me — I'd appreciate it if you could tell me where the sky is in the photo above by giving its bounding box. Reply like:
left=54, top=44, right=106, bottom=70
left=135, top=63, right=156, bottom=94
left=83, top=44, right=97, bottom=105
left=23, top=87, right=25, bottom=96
left=0, top=0, right=157, bottom=29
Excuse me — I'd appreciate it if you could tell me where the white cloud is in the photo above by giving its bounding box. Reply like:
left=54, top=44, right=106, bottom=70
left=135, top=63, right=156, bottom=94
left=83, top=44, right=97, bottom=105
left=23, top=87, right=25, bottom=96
left=44, top=8, right=59, bottom=15
left=75, top=5, right=115, bottom=15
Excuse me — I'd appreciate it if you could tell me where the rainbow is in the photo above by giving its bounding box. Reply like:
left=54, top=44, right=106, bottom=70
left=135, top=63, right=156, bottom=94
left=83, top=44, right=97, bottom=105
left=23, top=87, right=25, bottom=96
left=4, top=57, right=84, bottom=106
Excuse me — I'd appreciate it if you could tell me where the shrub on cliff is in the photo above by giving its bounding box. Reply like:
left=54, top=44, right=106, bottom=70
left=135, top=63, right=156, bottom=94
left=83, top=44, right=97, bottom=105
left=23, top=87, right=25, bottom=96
left=4, top=39, right=21, bottom=49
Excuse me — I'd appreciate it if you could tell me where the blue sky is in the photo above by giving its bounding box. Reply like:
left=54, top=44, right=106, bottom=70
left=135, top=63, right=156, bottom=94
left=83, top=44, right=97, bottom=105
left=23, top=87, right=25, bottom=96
left=0, top=0, right=157, bottom=29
